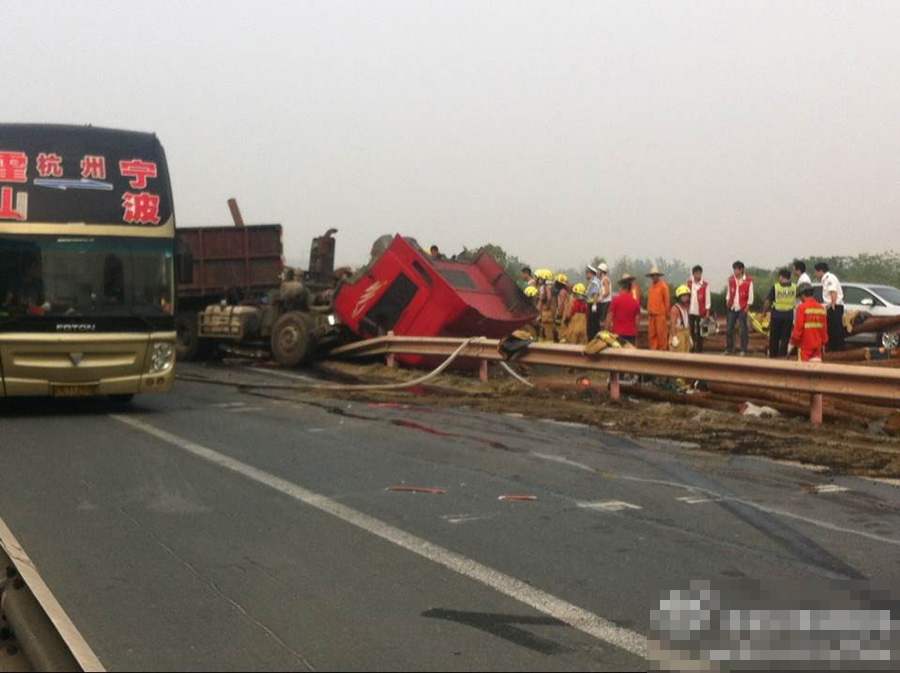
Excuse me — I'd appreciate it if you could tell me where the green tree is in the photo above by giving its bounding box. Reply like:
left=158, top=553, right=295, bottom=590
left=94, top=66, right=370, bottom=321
left=457, top=243, right=529, bottom=281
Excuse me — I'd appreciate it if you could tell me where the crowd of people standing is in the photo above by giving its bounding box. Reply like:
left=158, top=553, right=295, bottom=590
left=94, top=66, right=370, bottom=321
left=518, top=258, right=845, bottom=362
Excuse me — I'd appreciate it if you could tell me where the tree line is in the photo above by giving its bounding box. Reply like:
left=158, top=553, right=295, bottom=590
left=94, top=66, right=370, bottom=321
left=459, top=244, right=900, bottom=313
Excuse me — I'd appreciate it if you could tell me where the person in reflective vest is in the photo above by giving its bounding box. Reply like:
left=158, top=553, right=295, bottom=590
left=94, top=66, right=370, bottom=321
left=789, top=283, right=829, bottom=362
left=762, top=269, right=796, bottom=358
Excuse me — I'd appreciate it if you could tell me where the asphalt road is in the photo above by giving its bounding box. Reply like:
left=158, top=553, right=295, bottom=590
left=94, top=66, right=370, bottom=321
left=1, top=362, right=899, bottom=671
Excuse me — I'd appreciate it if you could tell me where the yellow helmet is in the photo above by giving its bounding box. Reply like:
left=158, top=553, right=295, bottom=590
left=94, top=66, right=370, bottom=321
left=524, top=285, right=539, bottom=298
left=572, top=283, right=586, bottom=295
left=675, top=284, right=691, bottom=298
left=555, top=273, right=568, bottom=284
left=535, top=269, right=553, bottom=281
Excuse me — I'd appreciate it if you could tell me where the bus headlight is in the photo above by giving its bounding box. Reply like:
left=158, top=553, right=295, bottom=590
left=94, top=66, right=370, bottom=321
left=149, top=342, right=175, bottom=374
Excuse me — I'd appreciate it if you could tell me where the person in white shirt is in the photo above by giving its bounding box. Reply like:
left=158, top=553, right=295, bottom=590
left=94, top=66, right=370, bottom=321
left=687, top=265, right=711, bottom=353
left=815, top=262, right=845, bottom=350
left=792, top=260, right=812, bottom=301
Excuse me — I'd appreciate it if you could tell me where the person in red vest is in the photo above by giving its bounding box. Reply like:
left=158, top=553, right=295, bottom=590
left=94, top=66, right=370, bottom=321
left=789, top=282, right=829, bottom=362
left=605, top=274, right=642, bottom=346
left=725, top=260, right=754, bottom=356
left=686, top=265, right=711, bottom=353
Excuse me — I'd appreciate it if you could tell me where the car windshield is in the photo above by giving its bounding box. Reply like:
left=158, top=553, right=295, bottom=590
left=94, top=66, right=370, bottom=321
left=0, top=235, right=174, bottom=320
left=871, top=285, right=900, bottom=305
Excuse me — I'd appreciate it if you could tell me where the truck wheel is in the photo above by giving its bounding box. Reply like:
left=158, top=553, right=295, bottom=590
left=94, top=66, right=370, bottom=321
left=271, top=312, right=313, bottom=366
left=176, top=312, right=199, bottom=361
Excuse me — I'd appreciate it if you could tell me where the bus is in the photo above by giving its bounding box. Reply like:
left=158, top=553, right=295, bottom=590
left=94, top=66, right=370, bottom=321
left=0, top=124, right=185, bottom=401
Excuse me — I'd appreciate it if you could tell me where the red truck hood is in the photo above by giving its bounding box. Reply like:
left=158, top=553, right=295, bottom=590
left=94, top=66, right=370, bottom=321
left=334, top=236, right=537, bottom=341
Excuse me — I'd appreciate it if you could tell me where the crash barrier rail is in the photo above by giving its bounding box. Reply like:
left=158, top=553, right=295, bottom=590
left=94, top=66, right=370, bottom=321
left=0, top=521, right=104, bottom=672
left=328, top=335, right=900, bottom=425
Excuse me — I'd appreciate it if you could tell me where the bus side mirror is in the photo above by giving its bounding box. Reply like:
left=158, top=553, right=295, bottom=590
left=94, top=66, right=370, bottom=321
left=177, top=251, right=194, bottom=284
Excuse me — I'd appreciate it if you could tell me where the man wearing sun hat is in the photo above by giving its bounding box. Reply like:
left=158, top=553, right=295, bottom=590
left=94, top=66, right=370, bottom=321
left=646, top=265, right=671, bottom=351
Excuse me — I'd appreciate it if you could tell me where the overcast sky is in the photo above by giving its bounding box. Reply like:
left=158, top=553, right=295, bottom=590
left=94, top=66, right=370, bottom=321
left=5, top=1, right=899, bottom=284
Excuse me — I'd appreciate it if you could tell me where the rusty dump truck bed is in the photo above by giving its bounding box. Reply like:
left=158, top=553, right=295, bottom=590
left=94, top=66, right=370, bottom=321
left=334, top=236, right=537, bottom=346
left=177, top=225, right=283, bottom=299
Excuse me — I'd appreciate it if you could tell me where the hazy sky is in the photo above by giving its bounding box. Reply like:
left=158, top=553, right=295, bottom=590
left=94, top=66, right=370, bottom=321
left=5, top=1, right=899, bottom=284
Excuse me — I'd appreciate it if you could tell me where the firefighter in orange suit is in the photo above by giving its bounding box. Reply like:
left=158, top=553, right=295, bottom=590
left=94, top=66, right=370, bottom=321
left=788, top=283, right=829, bottom=362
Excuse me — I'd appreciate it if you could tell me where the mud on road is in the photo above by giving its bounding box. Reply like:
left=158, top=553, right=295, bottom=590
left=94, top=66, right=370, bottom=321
left=296, top=361, right=900, bottom=480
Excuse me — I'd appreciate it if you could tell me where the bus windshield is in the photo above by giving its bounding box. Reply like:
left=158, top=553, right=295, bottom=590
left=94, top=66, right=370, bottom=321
left=0, top=235, right=173, bottom=320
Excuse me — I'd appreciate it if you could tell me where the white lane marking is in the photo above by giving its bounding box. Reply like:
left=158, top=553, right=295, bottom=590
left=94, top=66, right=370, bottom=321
left=812, top=484, right=850, bottom=494
left=250, top=367, right=318, bottom=383
left=0, top=517, right=106, bottom=672
left=578, top=501, right=642, bottom=512
left=215, top=402, right=246, bottom=408
left=229, top=406, right=265, bottom=413
left=111, top=414, right=647, bottom=658
left=531, top=452, right=595, bottom=473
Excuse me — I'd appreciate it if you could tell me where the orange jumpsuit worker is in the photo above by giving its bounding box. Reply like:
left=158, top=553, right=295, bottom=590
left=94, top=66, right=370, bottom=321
left=789, top=282, right=829, bottom=362
left=646, top=266, right=670, bottom=351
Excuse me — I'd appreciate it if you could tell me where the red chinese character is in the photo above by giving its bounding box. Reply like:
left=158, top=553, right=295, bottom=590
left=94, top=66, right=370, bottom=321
left=0, top=152, right=28, bottom=183
left=80, top=155, right=106, bottom=179
left=119, top=159, right=157, bottom=189
left=36, top=153, right=64, bottom=178
left=0, top=186, right=24, bottom=220
left=122, top=192, right=161, bottom=225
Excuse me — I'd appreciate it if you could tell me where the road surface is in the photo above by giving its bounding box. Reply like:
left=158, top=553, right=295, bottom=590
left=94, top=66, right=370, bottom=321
left=1, top=362, right=898, bottom=671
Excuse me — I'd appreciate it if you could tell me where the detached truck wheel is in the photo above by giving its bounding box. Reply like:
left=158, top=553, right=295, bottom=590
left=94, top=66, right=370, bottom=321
left=271, top=312, right=314, bottom=366
left=176, top=312, right=199, bottom=361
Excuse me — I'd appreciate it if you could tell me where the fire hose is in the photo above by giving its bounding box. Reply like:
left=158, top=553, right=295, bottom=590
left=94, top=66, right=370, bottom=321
left=175, top=336, right=530, bottom=392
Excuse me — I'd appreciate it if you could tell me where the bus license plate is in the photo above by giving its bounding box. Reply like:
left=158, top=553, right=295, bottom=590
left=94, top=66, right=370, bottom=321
left=52, top=385, right=99, bottom=398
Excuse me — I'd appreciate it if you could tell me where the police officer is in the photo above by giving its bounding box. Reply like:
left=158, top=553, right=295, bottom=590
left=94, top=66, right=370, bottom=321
left=762, top=269, right=796, bottom=358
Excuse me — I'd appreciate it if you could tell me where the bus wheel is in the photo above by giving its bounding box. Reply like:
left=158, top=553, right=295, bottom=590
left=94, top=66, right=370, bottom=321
left=271, top=312, right=313, bottom=366
left=176, top=312, right=199, bottom=361
left=109, top=394, right=135, bottom=404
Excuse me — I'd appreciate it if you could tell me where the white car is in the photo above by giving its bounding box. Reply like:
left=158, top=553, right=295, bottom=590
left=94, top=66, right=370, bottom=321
left=813, top=282, right=900, bottom=348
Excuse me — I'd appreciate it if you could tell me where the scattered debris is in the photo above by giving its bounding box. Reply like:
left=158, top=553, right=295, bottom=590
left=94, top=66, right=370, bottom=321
left=387, top=486, right=447, bottom=494
left=577, top=500, right=642, bottom=512
left=739, top=402, right=781, bottom=418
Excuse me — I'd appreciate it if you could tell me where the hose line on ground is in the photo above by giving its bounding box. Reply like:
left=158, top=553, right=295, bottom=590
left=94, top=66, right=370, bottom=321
left=176, top=337, right=491, bottom=392
left=499, top=361, right=535, bottom=387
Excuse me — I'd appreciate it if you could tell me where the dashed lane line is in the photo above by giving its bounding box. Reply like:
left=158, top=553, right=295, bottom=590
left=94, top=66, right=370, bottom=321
left=110, top=414, right=648, bottom=659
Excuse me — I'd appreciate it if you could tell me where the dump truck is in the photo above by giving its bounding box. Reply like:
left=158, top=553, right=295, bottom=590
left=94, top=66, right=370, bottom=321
left=175, top=198, right=342, bottom=364
left=177, top=200, right=537, bottom=366
left=333, top=235, right=538, bottom=367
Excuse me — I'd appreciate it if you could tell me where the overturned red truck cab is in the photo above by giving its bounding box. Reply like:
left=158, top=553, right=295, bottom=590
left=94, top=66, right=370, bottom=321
left=334, top=236, right=537, bottom=364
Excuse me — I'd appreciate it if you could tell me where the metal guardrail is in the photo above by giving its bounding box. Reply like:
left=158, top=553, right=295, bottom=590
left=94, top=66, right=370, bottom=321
left=329, top=335, right=900, bottom=424
left=0, top=519, right=105, bottom=672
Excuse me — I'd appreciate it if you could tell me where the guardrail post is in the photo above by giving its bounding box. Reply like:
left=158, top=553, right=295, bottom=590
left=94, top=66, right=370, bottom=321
left=810, top=393, right=824, bottom=425
left=479, top=359, right=489, bottom=382
left=609, top=372, right=621, bottom=401
left=386, top=331, right=396, bottom=369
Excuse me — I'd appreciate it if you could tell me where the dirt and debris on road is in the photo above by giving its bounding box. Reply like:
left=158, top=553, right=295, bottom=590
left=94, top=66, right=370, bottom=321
left=294, top=360, right=900, bottom=479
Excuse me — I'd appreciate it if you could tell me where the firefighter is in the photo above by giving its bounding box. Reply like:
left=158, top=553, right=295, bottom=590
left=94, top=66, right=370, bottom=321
left=669, top=285, right=692, bottom=353
left=564, top=283, right=589, bottom=344
left=789, top=283, right=828, bottom=362
left=646, top=265, right=670, bottom=351
left=536, top=269, right=557, bottom=342
left=554, top=273, right=570, bottom=342
left=523, top=285, right=540, bottom=338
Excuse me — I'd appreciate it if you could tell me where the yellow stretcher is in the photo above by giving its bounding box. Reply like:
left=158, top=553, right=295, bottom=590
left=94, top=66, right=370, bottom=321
left=749, top=311, right=770, bottom=336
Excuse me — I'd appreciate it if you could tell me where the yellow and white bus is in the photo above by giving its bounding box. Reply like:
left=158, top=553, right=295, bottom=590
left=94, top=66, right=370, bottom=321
left=0, top=124, right=182, bottom=401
